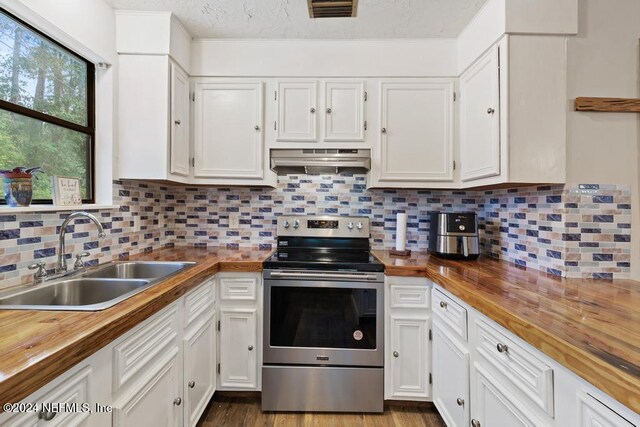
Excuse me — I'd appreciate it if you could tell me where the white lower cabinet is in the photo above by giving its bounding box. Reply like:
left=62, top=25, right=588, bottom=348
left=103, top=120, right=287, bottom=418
left=385, top=276, right=432, bottom=401
left=216, top=273, right=262, bottom=391
left=577, top=392, right=635, bottom=427
left=112, top=349, right=182, bottom=427
left=183, top=314, right=216, bottom=427
left=432, top=318, right=469, bottom=427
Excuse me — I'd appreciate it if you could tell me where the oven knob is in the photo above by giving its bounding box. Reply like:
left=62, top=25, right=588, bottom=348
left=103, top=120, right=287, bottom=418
left=293, top=219, right=300, bottom=229
left=347, top=222, right=354, bottom=230
left=356, top=222, right=364, bottom=230
left=283, top=220, right=290, bottom=229
left=459, top=225, right=466, bottom=231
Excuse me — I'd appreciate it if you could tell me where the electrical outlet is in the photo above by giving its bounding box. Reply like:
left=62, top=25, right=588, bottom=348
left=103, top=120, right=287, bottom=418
left=229, top=213, right=240, bottom=229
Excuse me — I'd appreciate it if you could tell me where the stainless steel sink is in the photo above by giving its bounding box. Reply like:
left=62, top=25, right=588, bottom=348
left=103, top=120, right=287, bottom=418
left=83, top=261, right=193, bottom=280
left=0, top=261, right=195, bottom=311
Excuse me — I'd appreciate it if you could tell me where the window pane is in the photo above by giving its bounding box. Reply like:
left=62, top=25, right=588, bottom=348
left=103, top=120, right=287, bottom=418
left=0, top=109, right=90, bottom=200
left=0, top=11, right=88, bottom=126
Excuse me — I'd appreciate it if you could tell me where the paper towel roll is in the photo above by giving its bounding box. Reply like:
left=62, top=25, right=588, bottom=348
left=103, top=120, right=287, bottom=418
left=395, top=213, right=407, bottom=251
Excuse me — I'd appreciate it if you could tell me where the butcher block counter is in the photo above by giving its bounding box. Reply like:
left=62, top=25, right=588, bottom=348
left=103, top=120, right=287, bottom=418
left=371, top=250, right=640, bottom=414
left=0, top=246, right=273, bottom=409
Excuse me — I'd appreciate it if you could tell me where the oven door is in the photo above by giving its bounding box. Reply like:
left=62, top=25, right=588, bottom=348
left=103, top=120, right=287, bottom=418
left=264, top=271, right=384, bottom=367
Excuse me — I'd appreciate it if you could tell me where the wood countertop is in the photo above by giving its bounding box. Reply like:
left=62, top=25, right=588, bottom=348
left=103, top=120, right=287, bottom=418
left=371, top=250, right=640, bottom=414
left=0, top=246, right=273, bottom=409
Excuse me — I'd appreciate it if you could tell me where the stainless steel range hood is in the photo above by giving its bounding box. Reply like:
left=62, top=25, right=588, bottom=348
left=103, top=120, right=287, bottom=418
left=270, top=149, right=371, bottom=175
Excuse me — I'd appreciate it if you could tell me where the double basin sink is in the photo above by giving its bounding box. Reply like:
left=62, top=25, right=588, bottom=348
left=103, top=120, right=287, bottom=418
left=0, top=261, right=195, bottom=311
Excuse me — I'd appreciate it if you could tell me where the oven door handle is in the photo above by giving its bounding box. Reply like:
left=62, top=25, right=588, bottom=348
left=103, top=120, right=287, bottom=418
left=268, top=271, right=379, bottom=281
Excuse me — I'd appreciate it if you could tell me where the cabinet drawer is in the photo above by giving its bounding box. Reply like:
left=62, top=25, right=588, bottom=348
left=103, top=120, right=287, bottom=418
left=3, top=366, right=92, bottom=426
left=578, top=391, right=635, bottom=427
left=113, top=304, right=179, bottom=392
left=475, top=320, right=554, bottom=417
left=219, top=276, right=258, bottom=301
left=184, top=279, right=215, bottom=327
left=390, top=285, right=431, bottom=309
left=432, top=289, right=467, bottom=341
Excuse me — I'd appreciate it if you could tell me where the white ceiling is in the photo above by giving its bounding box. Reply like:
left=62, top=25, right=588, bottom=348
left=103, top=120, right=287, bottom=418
left=104, top=0, right=488, bottom=39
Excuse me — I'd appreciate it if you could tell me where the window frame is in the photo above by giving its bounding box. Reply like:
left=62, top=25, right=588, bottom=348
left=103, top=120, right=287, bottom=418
left=0, top=7, right=95, bottom=204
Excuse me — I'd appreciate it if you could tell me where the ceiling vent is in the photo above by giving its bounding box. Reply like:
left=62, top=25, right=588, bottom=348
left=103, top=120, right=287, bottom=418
left=307, top=0, right=358, bottom=18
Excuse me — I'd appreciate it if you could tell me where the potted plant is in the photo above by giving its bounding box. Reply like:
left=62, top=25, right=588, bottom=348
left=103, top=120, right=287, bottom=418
left=1, top=167, right=43, bottom=207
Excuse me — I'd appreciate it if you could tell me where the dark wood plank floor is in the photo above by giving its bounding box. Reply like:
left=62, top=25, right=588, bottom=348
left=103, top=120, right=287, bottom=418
left=197, top=394, right=446, bottom=427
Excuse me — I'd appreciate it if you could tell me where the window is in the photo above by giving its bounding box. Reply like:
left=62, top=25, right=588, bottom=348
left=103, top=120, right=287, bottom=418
left=0, top=8, right=94, bottom=203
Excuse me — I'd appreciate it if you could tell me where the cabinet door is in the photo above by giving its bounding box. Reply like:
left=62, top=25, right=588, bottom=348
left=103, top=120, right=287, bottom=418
left=324, top=81, right=364, bottom=142
left=386, top=315, right=431, bottom=400
left=184, top=315, right=216, bottom=427
left=113, top=350, right=182, bottom=427
left=170, top=62, right=190, bottom=177
left=219, top=308, right=258, bottom=389
left=277, top=81, right=317, bottom=141
left=193, top=81, right=263, bottom=179
left=379, top=81, right=454, bottom=182
left=433, top=322, right=469, bottom=427
left=472, top=363, right=546, bottom=427
left=460, top=46, right=500, bottom=182
left=577, top=392, right=635, bottom=427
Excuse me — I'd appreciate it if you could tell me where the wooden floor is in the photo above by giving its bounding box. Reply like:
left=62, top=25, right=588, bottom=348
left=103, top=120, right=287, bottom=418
left=197, top=394, right=446, bottom=427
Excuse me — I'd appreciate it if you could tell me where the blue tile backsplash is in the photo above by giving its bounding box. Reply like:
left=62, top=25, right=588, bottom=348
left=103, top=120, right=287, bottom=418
left=0, top=175, right=631, bottom=289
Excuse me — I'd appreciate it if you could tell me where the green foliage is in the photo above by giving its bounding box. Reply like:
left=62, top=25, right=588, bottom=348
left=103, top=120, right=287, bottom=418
left=0, top=12, right=90, bottom=201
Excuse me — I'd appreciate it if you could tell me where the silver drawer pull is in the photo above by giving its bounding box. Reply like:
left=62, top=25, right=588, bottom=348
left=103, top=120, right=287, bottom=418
left=393, top=351, right=399, bottom=358
left=173, top=397, right=182, bottom=406
left=188, top=381, right=195, bottom=388
left=496, top=343, right=508, bottom=353
left=248, top=345, right=254, bottom=351
left=456, top=397, right=465, bottom=406
left=38, top=411, right=56, bottom=421
left=472, top=419, right=481, bottom=427
left=439, top=301, right=448, bottom=309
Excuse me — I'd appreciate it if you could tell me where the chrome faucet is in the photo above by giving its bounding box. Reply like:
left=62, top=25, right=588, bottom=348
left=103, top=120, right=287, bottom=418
left=57, top=212, right=106, bottom=273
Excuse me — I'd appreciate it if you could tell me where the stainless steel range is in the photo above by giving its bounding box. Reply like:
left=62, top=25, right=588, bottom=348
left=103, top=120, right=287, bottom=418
left=262, top=215, right=384, bottom=413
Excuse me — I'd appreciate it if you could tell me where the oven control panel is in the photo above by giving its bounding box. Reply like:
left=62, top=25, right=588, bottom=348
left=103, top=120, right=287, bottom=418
left=277, top=215, right=370, bottom=238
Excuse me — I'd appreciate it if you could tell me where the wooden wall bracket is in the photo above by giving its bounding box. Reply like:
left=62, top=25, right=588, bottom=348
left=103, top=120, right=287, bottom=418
left=575, top=97, right=640, bottom=113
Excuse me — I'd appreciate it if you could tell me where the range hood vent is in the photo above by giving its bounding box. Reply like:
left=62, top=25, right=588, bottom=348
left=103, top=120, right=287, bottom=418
left=270, top=148, right=371, bottom=175
left=307, top=0, right=358, bottom=18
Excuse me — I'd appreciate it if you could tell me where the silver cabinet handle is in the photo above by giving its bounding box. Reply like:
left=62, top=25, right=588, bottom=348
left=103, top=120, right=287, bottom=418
left=254, top=125, right=260, bottom=130
left=173, top=397, right=182, bottom=406
left=381, top=127, right=387, bottom=133
left=487, top=107, right=495, bottom=114
left=471, top=420, right=481, bottom=427
left=188, top=381, right=195, bottom=388
left=393, top=351, right=399, bottom=358
left=310, top=107, right=316, bottom=113
left=326, top=108, right=332, bottom=114
left=496, top=343, right=508, bottom=353
left=456, top=398, right=465, bottom=406
left=38, top=411, right=56, bottom=421
left=439, top=301, right=448, bottom=309
left=248, top=345, right=254, bottom=351
left=174, top=119, right=181, bottom=125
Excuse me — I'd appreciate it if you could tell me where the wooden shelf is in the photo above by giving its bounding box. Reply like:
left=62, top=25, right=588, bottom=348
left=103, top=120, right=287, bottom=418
left=575, top=97, right=640, bottom=112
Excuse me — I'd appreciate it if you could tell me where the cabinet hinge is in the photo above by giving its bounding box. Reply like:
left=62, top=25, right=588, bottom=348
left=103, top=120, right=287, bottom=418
left=274, top=121, right=277, bottom=131
left=217, top=363, right=221, bottom=374
left=217, top=320, right=221, bottom=331
left=364, top=91, right=368, bottom=102
left=453, top=160, right=456, bottom=170
left=364, top=120, right=367, bottom=131
left=191, top=92, right=195, bottom=102
left=429, top=329, right=432, bottom=341
left=274, top=90, right=277, bottom=101
left=429, top=373, right=433, bottom=385
left=191, top=158, right=195, bottom=168
left=453, top=91, right=457, bottom=102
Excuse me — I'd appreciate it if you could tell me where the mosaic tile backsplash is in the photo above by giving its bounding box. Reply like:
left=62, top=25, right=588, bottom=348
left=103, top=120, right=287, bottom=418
left=0, top=175, right=631, bottom=289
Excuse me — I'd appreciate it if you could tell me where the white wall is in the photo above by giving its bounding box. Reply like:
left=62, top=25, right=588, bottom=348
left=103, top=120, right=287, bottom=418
left=190, top=39, right=458, bottom=77
left=566, top=0, right=640, bottom=279
left=0, top=0, right=116, bottom=204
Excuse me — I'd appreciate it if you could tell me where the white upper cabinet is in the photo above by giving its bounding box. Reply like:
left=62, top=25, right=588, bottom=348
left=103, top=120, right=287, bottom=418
left=276, top=81, right=317, bottom=142
left=323, top=81, right=365, bottom=142
left=193, top=81, right=264, bottom=179
left=460, top=45, right=501, bottom=182
left=378, top=80, right=455, bottom=183
left=170, top=63, right=191, bottom=177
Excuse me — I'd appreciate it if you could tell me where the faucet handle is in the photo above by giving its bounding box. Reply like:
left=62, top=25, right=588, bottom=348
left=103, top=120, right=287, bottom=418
left=74, top=252, right=91, bottom=270
left=28, top=262, right=48, bottom=284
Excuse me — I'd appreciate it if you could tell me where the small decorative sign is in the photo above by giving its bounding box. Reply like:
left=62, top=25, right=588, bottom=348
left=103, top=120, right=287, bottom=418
left=51, top=176, right=82, bottom=206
